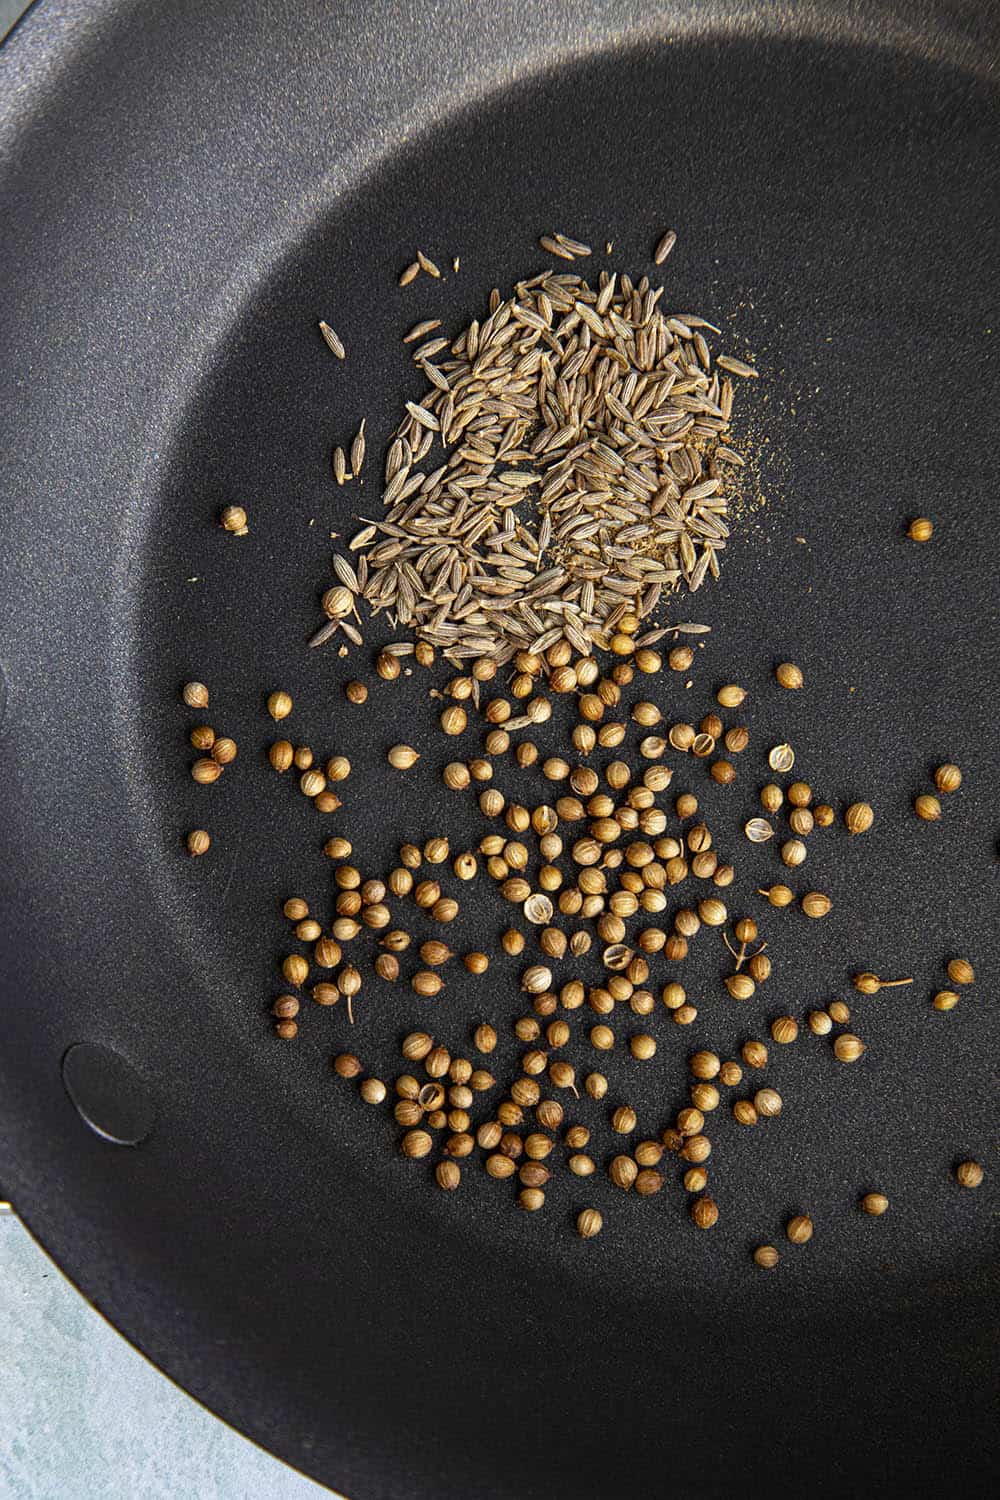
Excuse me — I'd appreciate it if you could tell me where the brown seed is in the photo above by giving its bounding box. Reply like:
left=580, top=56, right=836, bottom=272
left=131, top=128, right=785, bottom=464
left=741, top=1040, right=768, bottom=1069
left=947, top=958, right=975, bottom=985
left=220, top=505, right=248, bottom=533
left=753, top=1245, right=779, bottom=1269
left=634, top=1169, right=663, bottom=1197
left=808, top=1009, right=832, bottom=1035
left=733, top=1100, right=758, bottom=1126
left=716, top=684, right=747, bottom=709
left=435, top=1160, right=461, bottom=1191
left=814, top=803, right=835, bottom=826
left=191, top=757, right=223, bottom=785
left=609, top=1155, right=637, bottom=1190
left=833, top=1032, right=865, bottom=1063
left=272, top=994, right=300, bottom=1020
left=828, top=1000, right=850, bottom=1023
left=360, top=1077, right=387, bottom=1106
left=690, top=1050, right=720, bottom=1080
left=907, top=516, right=933, bottom=542
left=934, top=763, right=962, bottom=794
left=185, top=829, right=211, bottom=856
left=190, top=725, right=215, bottom=751
left=718, top=1061, right=742, bottom=1087
left=690, top=1196, right=719, bottom=1229
left=771, top=1016, right=798, bottom=1045
left=759, top=883, right=794, bottom=908
left=269, top=740, right=294, bottom=772
left=611, top=1105, right=637, bottom=1134
left=267, top=690, right=292, bottom=721
left=333, top=1052, right=361, bottom=1078
left=845, top=802, right=874, bottom=834
left=786, top=1214, right=813, bottom=1244
left=577, top=1208, right=603, bottom=1238
left=754, top=1087, right=782, bottom=1118
left=932, top=989, right=960, bottom=1012
left=401, top=1129, right=433, bottom=1159
left=629, top=1034, right=656, bottom=1061
left=861, top=1192, right=889, bottom=1216
left=914, top=794, right=942, bottom=822
left=955, top=1160, right=984, bottom=1189
left=518, top=1187, right=545, bottom=1212
left=801, top=891, right=832, bottom=919
left=274, top=1019, right=298, bottom=1039
left=775, top=662, right=803, bottom=690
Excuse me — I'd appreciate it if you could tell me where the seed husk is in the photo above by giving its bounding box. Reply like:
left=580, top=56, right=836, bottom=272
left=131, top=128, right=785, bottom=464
left=768, top=743, right=795, bottom=773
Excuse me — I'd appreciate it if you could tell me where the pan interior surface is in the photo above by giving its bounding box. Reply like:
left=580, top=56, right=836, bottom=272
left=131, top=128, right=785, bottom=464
left=1, top=4, right=997, bottom=1498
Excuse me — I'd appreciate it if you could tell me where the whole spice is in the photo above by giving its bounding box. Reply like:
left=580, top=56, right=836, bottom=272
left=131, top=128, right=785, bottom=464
left=771, top=1016, right=798, bottom=1045
left=690, top=1196, right=719, bottom=1229
left=775, top=661, right=804, bottom=690
left=853, top=972, right=912, bottom=994
left=267, top=690, right=293, bottom=722
left=436, top=1161, right=461, bottom=1191
left=753, top=1245, right=779, bottom=1269
left=801, top=892, right=831, bottom=919
left=932, top=990, right=959, bottom=1012
left=955, top=1161, right=983, bottom=1189
left=754, top=1087, right=782, bottom=1118
left=845, top=802, right=874, bottom=834
left=914, top=794, right=941, bottom=821
left=220, top=505, right=248, bottom=534
left=181, top=681, right=209, bottom=709
left=401, top=1129, right=433, bottom=1159
left=860, top=1192, right=889, bottom=1216
left=577, top=1208, right=603, bottom=1238
left=947, top=958, right=974, bottom=985
left=185, top=829, right=211, bottom=856
left=387, top=744, right=420, bottom=770
left=906, top=517, right=933, bottom=542
left=934, top=763, right=962, bottom=794
left=191, top=758, right=222, bottom=785
left=269, top=740, right=294, bottom=772
left=786, top=1214, right=813, bottom=1244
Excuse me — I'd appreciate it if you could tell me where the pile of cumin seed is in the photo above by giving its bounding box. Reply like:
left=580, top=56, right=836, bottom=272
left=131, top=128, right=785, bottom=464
left=313, top=263, right=756, bottom=664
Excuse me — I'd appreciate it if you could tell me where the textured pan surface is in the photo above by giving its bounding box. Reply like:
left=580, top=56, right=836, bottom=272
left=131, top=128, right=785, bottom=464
left=1, top=3, right=998, bottom=1496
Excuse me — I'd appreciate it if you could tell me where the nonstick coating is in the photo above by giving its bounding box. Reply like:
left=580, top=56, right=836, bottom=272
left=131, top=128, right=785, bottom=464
left=1, top=3, right=998, bottom=1497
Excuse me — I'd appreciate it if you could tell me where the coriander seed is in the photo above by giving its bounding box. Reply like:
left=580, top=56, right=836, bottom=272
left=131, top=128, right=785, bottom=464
left=932, top=990, right=959, bottom=1012
left=955, top=1160, right=983, bottom=1189
left=861, top=1192, right=889, bottom=1216
left=191, top=758, right=223, bottom=785
left=786, top=1214, right=813, bottom=1244
left=906, top=516, right=933, bottom=541
left=808, top=1010, right=833, bottom=1035
left=742, top=1040, right=768, bottom=1069
left=360, top=1078, right=387, bottom=1106
left=269, top=740, right=294, bottom=771
left=771, top=1016, right=798, bottom=1044
left=333, top=1052, right=361, bottom=1079
left=753, top=1245, right=779, bottom=1269
left=775, top=661, right=804, bottom=690
left=716, top=684, right=747, bottom=708
left=845, top=802, right=874, bottom=834
left=186, top=829, right=211, bottom=856
left=947, top=958, right=974, bottom=985
left=802, top=891, right=832, bottom=918
left=754, top=1087, right=782, bottom=1117
left=609, top=1155, right=637, bottom=1189
left=181, top=681, right=209, bottom=709
left=577, top=1208, right=603, bottom=1238
left=934, top=763, right=962, bottom=794
left=691, top=1196, right=719, bottom=1229
left=914, top=793, right=941, bottom=821
left=267, top=690, right=292, bottom=721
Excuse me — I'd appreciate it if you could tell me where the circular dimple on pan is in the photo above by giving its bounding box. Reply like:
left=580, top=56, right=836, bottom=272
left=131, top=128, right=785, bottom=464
left=61, top=1042, right=156, bottom=1146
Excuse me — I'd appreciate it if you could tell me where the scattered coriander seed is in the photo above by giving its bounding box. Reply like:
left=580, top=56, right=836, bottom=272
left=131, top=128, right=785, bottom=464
left=360, top=1077, right=387, bottom=1105
left=725, top=973, right=756, bottom=1001
left=611, top=1105, right=637, bottom=1133
left=753, top=1245, right=779, bottom=1269
left=768, top=743, right=795, bottom=773
left=786, top=1214, right=813, bottom=1244
left=629, top=1034, right=656, bottom=1060
left=733, top=1100, right=758, bottom=1126
left=211, top=736, right=237, bottom=765
left=760, top=784, right=783, bottom=813
left=716, top=684, right=747, bottom=708
left=690, top=1196, right=719, bottom=1229
left=955, top=1161, right=983, bottom=1189
left=853, top=972, right=912, bottom=994
left=801, top=891, right=832, bottom=918
left=742, top=1040, right=768, bottom=1069
left=781, top=838, right=807, bottom=868
left=435, top=1160, right=461, bottom=1191
left=181, top=681, right=209, bottom=709
left=190, top=725, right=215, bottom=751
left=907, top=517, right=933, bottom=542
left=518, top=1187, right=545, bottom=1211
left=333, top=1052, right=361, bottom=1079
left=345, top=680, right=368, bottom=704
left=759, top=884, right=794, bottom=907
left=323, top=837, right=352, bottom=859
left=932, top=989, right=960, bottom=1012
left=828, top=1000, right=850, bottom=1023
left=813, top=803, right=834, bottom=826
left=833, top=1033, right=865, bottom=1063
left=719, top=1061, right=742, bottom=1087
left=845, top=802, right=874, bottom=834
left=577, top=1207, right=603, bottom=1238
left=861, top=1192, right=889, bottom=1216
left=775, top=662, right=803, bottom=690
left=293, top=746, right=313, bottom=770
left=274, top=1019, right=298, bottom=1039
left=745, top=818, right=774, bottom=843
left=609, top=1155, right=637, bottom=1189
left=748, top=952, right=771, bottom=980
left=401, top=1129, right=433, bottom=1159
left=690, top=1051, right=721, bottom=1080
left=464, top=952, right=489, bottom=975
left=272, top=995, right=300, bottom=1020
left=185, top=829, right=211, bottom=856
left=387, top=744, right=420, bottom=770
left=934, top=763, right=962, bottom=794
left=191, top=757, right=223, bottom=785
left=220, top=505, right=248, bottom=533
left=914, top=794, right=942, bottom=821
left=634, top=1168, right=663, bottom=1196
left=771, top=1016, right=798, bottom=1044
left=808, top=1010, right=833, bottom=1035
left=267, top=690, right=292, bottom=722
left=947, top=958, right=974, bottom=985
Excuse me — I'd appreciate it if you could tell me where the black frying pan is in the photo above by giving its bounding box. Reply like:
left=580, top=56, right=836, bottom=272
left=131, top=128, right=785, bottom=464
left=1, top=3, right=998, bottom=1496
